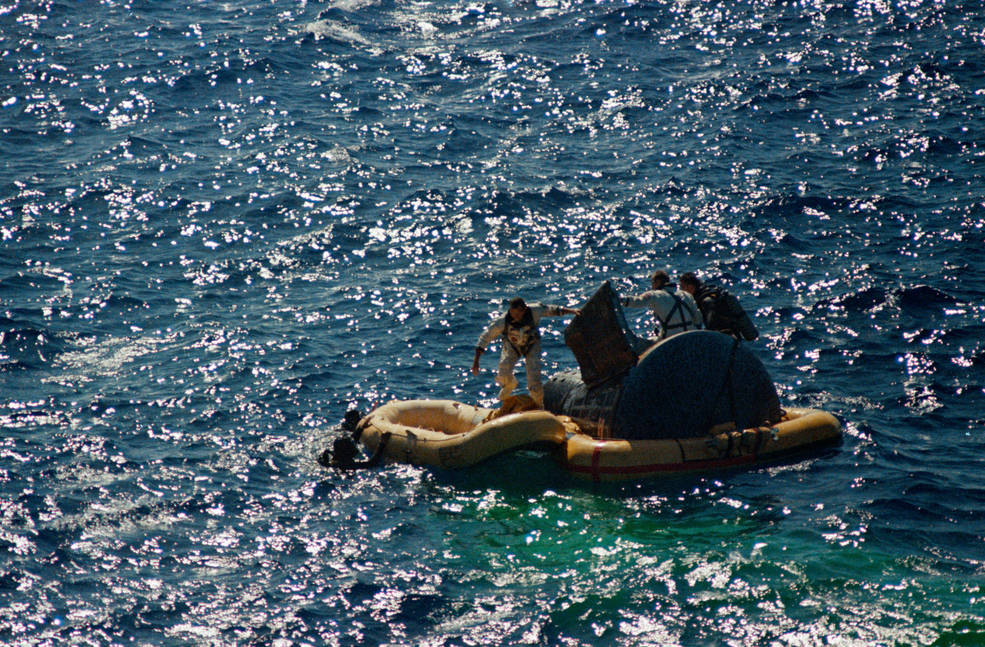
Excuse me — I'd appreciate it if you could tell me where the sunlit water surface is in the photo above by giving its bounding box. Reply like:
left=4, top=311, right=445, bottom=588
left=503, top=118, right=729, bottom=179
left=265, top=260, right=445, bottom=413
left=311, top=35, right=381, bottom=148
left=2, top=0, right=984, bottom=644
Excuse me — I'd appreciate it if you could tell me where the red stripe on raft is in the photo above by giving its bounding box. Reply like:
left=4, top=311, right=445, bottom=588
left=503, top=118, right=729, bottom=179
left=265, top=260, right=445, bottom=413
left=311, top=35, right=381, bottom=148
left=568, top=453, right=758, bottom=476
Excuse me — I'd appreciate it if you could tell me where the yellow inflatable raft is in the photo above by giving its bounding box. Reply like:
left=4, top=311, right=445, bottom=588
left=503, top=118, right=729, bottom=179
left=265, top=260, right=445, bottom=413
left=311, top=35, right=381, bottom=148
left=351, top=286, right=843, bottom=480
left=356, top=399, right=841, bottom=480
left=357, top=399, right=575, bottom=469
left=559, top=407, right=841, bottom=482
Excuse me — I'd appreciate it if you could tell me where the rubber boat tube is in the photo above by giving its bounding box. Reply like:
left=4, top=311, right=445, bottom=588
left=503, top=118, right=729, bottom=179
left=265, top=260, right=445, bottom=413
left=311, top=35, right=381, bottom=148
left=357, top=399, right=573, bottom=469
left=560, top=407, right=841, bottom=482
left=355, top=401, right=840, bottom=479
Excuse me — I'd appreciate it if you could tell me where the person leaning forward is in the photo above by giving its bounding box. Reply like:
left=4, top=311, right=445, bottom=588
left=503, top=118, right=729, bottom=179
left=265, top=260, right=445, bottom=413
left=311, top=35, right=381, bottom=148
left=678, top=272, right=759, bottom=341
left=620, top=269, right=702, bottom=342
left=471, top=297, right=580, bottom=407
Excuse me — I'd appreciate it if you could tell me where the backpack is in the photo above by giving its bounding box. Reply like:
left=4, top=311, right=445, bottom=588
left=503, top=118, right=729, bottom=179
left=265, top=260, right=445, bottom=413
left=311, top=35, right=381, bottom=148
left=695, top=284, right=759, bottom=341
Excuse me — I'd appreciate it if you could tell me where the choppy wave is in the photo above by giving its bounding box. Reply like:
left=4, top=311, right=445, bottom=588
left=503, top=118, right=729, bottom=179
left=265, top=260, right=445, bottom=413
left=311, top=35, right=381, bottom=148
left=2, top=0, right=985, bottom=644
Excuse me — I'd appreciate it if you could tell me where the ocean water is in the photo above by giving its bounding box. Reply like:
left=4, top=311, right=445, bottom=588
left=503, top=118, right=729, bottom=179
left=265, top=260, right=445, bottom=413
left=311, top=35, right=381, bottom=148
left=2, top=0, right=984, bottom=644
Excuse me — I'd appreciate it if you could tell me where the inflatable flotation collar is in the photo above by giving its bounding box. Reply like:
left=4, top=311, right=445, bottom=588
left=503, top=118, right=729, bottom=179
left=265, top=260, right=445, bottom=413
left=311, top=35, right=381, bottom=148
left=558, top=407, right=841, bottom=482
left=353, top=399, right=841, bottom=480
left=357, top=399, right=574, bottom=469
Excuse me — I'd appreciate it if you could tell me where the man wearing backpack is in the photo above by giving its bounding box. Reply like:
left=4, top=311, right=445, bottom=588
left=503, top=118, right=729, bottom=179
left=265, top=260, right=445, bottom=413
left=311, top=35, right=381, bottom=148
left=679, top=272, right=759, bottom=341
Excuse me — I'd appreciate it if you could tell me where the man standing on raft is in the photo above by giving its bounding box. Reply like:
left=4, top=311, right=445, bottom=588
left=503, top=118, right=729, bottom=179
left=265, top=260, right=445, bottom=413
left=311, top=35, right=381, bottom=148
left=472, top=297, right=580, bottom=407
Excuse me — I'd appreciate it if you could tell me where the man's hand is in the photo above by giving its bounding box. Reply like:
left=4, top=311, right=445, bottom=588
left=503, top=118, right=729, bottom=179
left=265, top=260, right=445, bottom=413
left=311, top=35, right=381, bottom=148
left=471, top=347, right=484, bottom=375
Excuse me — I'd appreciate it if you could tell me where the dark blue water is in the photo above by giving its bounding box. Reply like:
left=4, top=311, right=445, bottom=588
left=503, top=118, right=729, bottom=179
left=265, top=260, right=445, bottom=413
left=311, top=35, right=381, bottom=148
left=2, top=0, right=984, bottom=644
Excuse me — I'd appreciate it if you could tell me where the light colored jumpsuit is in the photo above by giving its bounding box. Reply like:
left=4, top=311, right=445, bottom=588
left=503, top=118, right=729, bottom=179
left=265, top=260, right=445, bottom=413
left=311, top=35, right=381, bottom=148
left=621, top=288, right=702, bottom=343
left=475, top=303, right=568, bottom=405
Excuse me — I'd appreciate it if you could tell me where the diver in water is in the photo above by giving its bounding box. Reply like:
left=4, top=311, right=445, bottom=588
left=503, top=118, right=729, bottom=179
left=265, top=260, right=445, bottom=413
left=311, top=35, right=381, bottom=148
left=678, top=272, right=759, bottom=341
left=620, top=269, right=702, bottom=343
left=471, top=296, right=580, bottom=407
left=318, top=409, right=391, bottom=470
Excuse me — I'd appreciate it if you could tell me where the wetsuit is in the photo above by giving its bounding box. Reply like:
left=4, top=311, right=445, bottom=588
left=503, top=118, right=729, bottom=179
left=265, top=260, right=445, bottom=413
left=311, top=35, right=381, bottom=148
left=693, top=284, right=759, bottom=341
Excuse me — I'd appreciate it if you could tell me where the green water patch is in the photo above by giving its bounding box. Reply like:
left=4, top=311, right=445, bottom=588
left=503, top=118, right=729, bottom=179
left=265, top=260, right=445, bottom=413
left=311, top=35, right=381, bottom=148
left=370, top=465, right=985, bottom=645
left=303, top=447, right=984, bottom=644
